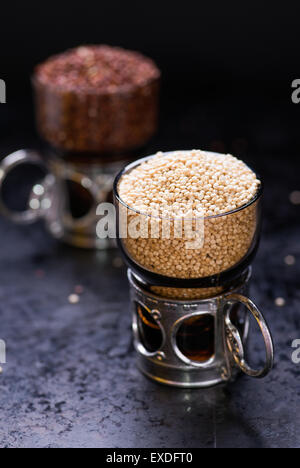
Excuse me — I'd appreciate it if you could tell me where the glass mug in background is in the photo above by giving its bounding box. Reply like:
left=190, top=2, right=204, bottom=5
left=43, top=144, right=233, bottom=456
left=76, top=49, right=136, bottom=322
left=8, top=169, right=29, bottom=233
left=0, top=47, right=161, bottom=249
left=0, top=149, right=126, bottom=249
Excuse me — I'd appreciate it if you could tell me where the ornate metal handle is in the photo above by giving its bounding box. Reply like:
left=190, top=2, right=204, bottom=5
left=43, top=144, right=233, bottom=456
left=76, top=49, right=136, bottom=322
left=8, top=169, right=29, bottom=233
left=0, top=149, right=48, bottom=224
left=225, top=293, right=274, bottom=378
left=0, top=149, right=101, bottom=230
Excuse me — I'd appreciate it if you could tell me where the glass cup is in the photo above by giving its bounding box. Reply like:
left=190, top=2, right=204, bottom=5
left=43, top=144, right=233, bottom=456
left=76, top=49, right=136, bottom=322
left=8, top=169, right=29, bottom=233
left=113, top=151, right=274, bottom=387
left=114, top=151, right=262, bottom=294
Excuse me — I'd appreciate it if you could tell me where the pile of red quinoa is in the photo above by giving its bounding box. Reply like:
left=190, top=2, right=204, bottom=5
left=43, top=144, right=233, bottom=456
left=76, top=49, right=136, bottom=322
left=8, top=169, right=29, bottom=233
left=35, top=45, right=160, bottom=93
left=34, top=45, right=160, bottom=154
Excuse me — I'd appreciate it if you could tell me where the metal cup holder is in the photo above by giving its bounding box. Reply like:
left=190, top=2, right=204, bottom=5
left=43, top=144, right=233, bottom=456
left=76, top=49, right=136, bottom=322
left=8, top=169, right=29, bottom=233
left=129, top=269, right=274, bottom=388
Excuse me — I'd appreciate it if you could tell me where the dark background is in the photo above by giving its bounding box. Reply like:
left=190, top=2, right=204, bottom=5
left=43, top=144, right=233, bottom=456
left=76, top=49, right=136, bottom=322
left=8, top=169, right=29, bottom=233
left=0, top=0, right=299, bottom=448
left=1, top=0, right=300, bottom=158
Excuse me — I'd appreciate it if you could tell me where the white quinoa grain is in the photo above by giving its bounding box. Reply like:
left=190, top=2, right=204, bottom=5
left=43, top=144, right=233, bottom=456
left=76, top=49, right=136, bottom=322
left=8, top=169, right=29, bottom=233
left=275, top=297, right=286, bottom=307
left=284, top=255, right=296, bottom=266
left=68, top=294, right=80, bottom=305
left=290, top=191, right=300, bottom=205
left=119, top=150, right=259, bottom=218
left=118, top=150, right=261, bottom=297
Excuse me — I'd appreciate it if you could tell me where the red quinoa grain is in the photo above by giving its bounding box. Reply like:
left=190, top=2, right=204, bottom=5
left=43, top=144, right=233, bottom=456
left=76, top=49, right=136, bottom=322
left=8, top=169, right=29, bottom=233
left=33, top=45, right=161, bottom=154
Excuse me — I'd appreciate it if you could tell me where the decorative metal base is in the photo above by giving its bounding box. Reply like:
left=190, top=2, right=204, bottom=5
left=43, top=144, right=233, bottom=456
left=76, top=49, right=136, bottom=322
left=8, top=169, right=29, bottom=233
left=128, top=269, right=274, bottom=388
left=0, top=149, right=126, bottom=250
left=137, top=355, right=238, bottom=389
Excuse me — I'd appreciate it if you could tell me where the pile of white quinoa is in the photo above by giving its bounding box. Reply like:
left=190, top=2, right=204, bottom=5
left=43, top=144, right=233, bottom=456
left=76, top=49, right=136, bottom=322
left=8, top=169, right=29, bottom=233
left=118, top=150, right=260, bottom=293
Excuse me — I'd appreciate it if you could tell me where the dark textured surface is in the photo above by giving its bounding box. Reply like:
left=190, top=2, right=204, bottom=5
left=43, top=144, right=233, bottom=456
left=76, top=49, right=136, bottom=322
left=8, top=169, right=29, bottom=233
left=0, top=151, right=298, bottom=449
left=0, top=90, right=300, bottom=448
